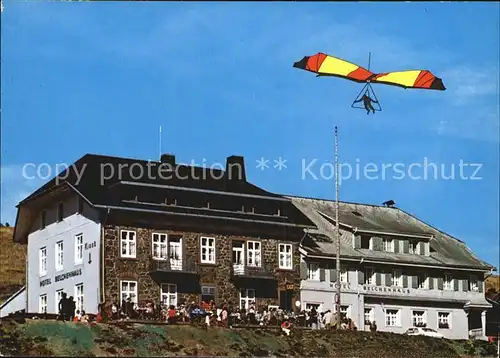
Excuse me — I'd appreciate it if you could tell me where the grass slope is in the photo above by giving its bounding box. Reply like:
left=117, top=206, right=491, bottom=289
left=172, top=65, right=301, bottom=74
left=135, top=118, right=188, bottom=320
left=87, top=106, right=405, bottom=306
left=0, top=319, right=498, bottom=357
left=0, top=227, right=26, bottom=304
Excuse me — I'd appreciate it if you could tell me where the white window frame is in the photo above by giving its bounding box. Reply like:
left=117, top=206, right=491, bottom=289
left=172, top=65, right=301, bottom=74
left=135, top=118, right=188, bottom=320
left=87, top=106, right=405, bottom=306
left=469, top=275, right=479, bottom=291
left=75, top=233, right=84, bottom=264
left=412, top=310, right=427, bottom=326
left=120, top=280, right=138, bottom=304
left=340, top=265, right=349, bottom=283
left=55, top=289, right=63, bottom=312
left=408, top=241, right=416, bottom=254
left=201, top=285, right=216, bottom=302
left=240, top=288, right=256, bottom=310
left=437, top=311, right=451, bottom=329
left=75, top=283, right=84, bottom=312
left=39, top=294, right=47, bottom=314
left=392, top=269, right=403, bottom=287
left=383, top=238, right=393, bottom=252
left=278, top=243, right=293, bottom=270
left=161, top=283, right=177, bottom=307
left=334, top=304, right=350, bottom=318
left=418, top=273, right=429, bottom=289
left=307, top=262, right=320, bottom=281
left=39, top=247, right=47, bottom=276
left=120, top=230, right=137, bottom=258
left=200, top=236, right=216, bottom=264
left=364, top=307, right=374, bottom=324
left=55, top=241, right=64, bottom=271
left=443, top=274, right=453, bottom=290
left=385, top=308, right=401, bottom=327
left=152, top=233, right=168, bottom=260
left=233, top=241, right=245, bottom=266
left=247, top=241, right=261, bottom=267
left=365, top=267, right=375, bottom=285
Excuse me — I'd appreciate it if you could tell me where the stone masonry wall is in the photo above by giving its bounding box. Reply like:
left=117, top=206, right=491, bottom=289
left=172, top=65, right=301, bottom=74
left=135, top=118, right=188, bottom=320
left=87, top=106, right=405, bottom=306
left=103, top=225, right=301, bottom=309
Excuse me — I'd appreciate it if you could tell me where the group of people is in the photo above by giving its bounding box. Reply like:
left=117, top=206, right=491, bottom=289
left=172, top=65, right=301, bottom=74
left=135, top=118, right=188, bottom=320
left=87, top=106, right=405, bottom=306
left=57, top=292, right=90, bottom=323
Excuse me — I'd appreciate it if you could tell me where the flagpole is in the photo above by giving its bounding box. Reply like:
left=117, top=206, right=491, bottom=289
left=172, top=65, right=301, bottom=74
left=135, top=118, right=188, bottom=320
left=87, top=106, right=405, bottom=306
left=334, top=126, right=341, bottom=330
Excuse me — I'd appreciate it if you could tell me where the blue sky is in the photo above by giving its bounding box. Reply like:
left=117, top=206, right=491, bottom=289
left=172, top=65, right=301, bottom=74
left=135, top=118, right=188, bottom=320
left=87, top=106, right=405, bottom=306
left=1, top=2, right=499, bottom=268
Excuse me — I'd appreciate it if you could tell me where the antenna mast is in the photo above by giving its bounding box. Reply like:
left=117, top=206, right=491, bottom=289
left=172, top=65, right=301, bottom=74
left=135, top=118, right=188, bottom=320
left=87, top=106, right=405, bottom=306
left=334, top=126, right=341, bottom=330
left=368, top=52, right=371, bottom=71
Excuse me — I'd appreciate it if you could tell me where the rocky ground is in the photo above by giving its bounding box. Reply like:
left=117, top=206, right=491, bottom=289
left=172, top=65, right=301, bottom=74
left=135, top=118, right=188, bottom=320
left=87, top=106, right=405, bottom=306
left=0, top=318, right=498, bottom=357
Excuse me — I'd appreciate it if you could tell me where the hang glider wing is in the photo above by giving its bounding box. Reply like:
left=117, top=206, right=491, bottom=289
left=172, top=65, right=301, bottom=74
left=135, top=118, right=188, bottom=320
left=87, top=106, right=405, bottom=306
left=293, top=53, right=373, bottom=83
left=370, top=70, right=445, bottom=90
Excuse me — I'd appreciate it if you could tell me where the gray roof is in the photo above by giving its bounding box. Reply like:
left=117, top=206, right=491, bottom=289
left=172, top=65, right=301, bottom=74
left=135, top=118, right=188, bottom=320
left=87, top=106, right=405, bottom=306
left=289, top=196, right=494, bottom=270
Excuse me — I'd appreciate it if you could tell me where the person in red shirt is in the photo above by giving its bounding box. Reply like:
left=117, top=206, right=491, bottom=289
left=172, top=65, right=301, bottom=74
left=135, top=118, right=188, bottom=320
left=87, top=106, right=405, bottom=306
left=167, top=305, right=177, bottom=324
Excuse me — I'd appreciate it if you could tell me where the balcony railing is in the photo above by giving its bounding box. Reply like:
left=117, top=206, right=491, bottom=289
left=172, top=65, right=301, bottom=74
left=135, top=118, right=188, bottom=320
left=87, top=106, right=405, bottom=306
left=231, top=263, right=275, bottom=279
left=149, top=257, right=197, bottom=274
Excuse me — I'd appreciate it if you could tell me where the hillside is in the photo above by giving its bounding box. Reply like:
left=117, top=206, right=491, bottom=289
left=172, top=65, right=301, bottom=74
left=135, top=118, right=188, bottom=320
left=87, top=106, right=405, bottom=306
left=0, top=227, right=26, bottom=304
left=485, top=275, right=500, bottom=295
left=0, top=319, right=498, bottom=357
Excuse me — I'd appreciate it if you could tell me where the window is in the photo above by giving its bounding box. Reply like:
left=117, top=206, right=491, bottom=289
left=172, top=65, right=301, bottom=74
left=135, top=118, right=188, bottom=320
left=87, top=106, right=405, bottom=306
left=39, top=294, right=47, bottom=314
left=55, top=241, right=64, bottom=271
left=200, top=237, right=216, bottom=264
left=334, top=305, right=350, bottom=319
left=469, top=275, right=479, bottom=291
left=305, top=303, right=321, bottom=311
left=443, top=274, right=453, bottom=290
left=278, top=243, right=293, bottom=269
left=39, top=247, right=47, bottom=276
left=120, top=230, right=136, bottom=258
left=120, top=280, right=137, bottom=304
left=392, top=269, right=403, bottom=287
left=57, top=202, right=64, bottom=221
left=152, top=233, right=168, bottom=260
left=438, top=312, right=450, bottom=329
left=307, top=263, right=320, bottom=281
left=247, top=241, right=261, bottom=267
left=41, top=210, right=47, bottom=229
left=417, top=273, right=428, bottom=289
left=55, top=290, right=63, bottom=312
left=408, top=241, right=416, bottom=254
left=240, top=288, right=256, bottom=309
left=385, top=309, right=400, bottom=327
left=412, top=310, right=426, bottom=327
left=75, top=234, right=83, bottom=264
left=77, top=196, right=84, bottom=214
left=364, top=267, right=375, bottom=285
left=340, top=265, right=349, bottom=283
left=161, top=284, right=177, bottom=307
left=75, top=283, right=84, bottom=312
left=364, top=307, right=374, bottom=325
left=201, top=285, right=216, bottom=303
left=169, top=236, right=182, bottom=269
left=233, top=241, right=245, bottom=266
left=383, top=239, right=393, bottom=252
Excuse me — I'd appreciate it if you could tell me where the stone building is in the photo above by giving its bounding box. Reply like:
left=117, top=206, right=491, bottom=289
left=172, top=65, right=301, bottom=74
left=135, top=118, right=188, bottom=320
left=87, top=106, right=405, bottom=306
left=291, top=196, right=496, bottom=340
left=13, top=153, right=315, bottom=314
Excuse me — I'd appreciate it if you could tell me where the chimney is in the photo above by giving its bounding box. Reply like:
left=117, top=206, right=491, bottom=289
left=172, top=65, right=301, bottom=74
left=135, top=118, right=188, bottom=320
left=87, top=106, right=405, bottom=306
left=160, top=154, right=176, bottom=167
left=225, top=155, right=246, bottom=181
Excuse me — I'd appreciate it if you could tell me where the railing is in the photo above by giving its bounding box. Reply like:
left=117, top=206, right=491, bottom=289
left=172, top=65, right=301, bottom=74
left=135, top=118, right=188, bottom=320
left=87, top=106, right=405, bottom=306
left=469, top=328, right=484, bottom=339
left=231, top=263, right=275, bottom=279
left=149, top=257, right=197, bottom=274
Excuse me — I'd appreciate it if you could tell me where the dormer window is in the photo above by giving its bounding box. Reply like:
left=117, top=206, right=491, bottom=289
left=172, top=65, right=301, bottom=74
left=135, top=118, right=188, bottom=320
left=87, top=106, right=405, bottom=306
left=383, top=238, right=393, bottom=252
left=408, top=241, right=417, bottom=254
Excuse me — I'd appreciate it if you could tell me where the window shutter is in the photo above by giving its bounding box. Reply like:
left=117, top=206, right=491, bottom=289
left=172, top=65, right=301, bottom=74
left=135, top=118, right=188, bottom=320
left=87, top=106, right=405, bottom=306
left=393, top=240, right=400, bottom=253
left=428, top=277, right=434, bottom=290
left=478, top=280, right=483, bottom=293
left=330, top=269, right=337, bottom=282
left=419, top=242, right=425, bottom=255
left=403, top=240, right=409, bottom=254
left=385, top=273, right=392, bottom=286
left=353, top=235, right=361, bottom=249
left=358, top=270, right=365, bottom=285
left=453, top=279, right=459, bottom=291
left=462, top=279, right=469, bottom=292
left=376, top=272, right=381, bottom=286
left=411, top=275, right=418, bottom=289
left=402, top=275, right=408, bottom=288
left=319, top=268, right=326, bottom=282
left=437, top=277, right=444, bottom=290
left=300, top=262, right=308, bottom=280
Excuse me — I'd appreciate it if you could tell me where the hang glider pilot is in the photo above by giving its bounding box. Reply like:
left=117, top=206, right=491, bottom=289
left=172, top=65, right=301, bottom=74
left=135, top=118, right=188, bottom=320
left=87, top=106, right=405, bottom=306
left=353, top=91, right=378, bottom=114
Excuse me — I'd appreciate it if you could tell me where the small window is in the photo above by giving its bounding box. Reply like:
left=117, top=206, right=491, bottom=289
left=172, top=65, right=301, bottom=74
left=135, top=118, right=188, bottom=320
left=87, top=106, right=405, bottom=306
left=240, top=288, right=256, bottom=309
left=152, top=233, right=168, bottom=260
left=417, top=273, right=428, bottom=289
left=385, top=309, right=401, bottom=327
left=57, top=202, right=64, bottom=222
left=364, top=307, right=374, bottom=325
left=39, top=294, right=48, bottom=314
left=39, top=247, right=47, bottom=276
left=161, top=283, right=177, bottom=307
left=41, top=210, right=47, bottom=229
left=438, top=312, right=451, bottom=329
left=469, top=275, right=479, bottom=291
left=307, top=263, right=320, bottom=281
left=364, top=267, right=375, bottom=285
left=278, top=243, right=293, bottom=269
left=383, top=238, right=393, bottom=252
left=75, top=283, right=84, bottom=312
left=340, top=265, right=349, bottom=283
left=55, top=290, right=63, bottom=312
left=443, top=274, right=453, bottom=290
left=392, top=269, right=403, bottom=287
left=75, top=234, right=84, bottom=264
left=200, top=237, right=216, bottom=264
left=120, top=230, right=136, bottom=258
left=247, top=241, right=261, bottom=267
left=412, top=310, right=426, bottom=327
left=201, top=285, right=216, bottom=303
left=55, top=241, right=64, bottom=271
left=120, top=280, right=138, bottom=304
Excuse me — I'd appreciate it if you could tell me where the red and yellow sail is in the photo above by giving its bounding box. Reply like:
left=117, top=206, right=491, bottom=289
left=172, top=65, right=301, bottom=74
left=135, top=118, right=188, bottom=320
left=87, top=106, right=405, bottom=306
left=293, top=53, right=446, bottom=90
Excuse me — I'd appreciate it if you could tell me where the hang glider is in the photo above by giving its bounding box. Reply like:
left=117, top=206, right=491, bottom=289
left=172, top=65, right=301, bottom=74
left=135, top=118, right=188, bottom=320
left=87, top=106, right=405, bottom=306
left=293, top=52, right=446, bottom=90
